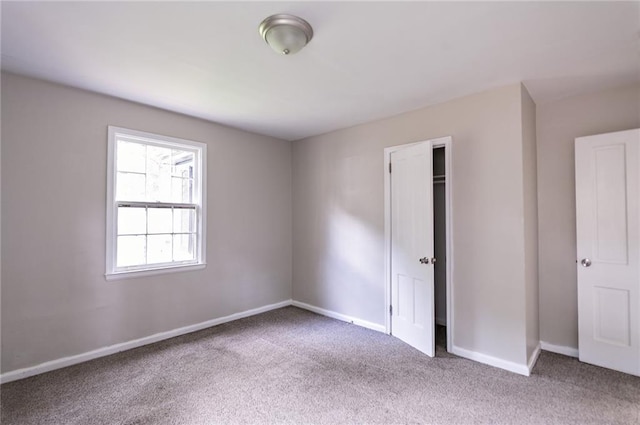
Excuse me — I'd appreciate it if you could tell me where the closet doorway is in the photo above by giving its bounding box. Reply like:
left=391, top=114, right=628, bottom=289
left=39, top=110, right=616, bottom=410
left=432, top=146, right=448, bottom=351
left=384, top=137, right=453, bottom=356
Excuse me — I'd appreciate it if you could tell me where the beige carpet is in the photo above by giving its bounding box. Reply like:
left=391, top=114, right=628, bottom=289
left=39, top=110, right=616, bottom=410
left=1, top=306, right=638, bottom=424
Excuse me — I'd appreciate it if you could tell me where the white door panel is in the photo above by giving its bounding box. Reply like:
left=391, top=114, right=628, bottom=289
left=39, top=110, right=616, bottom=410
left=576, top=128, right=640, bottom=376
left=390, top=142, right=435, bottom=356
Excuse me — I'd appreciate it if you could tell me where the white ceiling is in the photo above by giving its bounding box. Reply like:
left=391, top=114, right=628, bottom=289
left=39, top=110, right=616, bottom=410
left=2, top=1, right=639, bottom=141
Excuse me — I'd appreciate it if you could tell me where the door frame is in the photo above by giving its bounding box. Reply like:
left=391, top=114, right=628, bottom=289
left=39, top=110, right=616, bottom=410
left=384, top=136, right=454, bottom=352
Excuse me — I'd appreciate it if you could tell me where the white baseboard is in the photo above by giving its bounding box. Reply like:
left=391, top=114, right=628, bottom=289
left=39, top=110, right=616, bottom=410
left=0, top=299, right=293, bottom=384
left=527, top=342, right=542, bottom=374
left=540, top=341, right=579, bottom=358
left=451, top=345, right=531, bottom=376
left=291, top=300, right=386, bottom=333
left=2, top=299, right=550, bottom=384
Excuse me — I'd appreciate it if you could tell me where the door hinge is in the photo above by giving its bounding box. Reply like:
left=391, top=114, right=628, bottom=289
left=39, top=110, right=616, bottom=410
left=389, top=305, right=393, bottom=315
left=388, top=162, right=392, bottom=173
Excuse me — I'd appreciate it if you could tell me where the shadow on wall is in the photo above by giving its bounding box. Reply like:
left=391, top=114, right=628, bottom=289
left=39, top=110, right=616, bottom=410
left=317, top=204, right=384, bottom=318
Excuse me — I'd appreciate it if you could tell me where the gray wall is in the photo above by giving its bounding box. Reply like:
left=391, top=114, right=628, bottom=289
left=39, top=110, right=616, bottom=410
left=1, top=73, right=293, bottom=372
left=521, top=85, right=539, bottom=361
left=536, top=82, right=640, bottom=350
left=293, top=83, right=535, bottom=366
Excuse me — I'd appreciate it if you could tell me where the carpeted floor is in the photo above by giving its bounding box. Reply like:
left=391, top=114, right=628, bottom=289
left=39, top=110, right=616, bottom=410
left=1, top=306, right=638, bottom=424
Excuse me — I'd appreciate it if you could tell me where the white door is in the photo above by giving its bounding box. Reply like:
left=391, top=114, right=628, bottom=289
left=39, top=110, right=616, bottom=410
left=390, top=142, right=435, bottom=356
left=576, top=128, right=640, bottom=376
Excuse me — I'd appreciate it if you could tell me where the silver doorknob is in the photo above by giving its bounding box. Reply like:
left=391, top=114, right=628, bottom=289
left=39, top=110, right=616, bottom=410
left=580, top=258, right=592, bottom=267
left=419, top=257, right=429, bottom=264
left=431, top=258, right=437, bottom=265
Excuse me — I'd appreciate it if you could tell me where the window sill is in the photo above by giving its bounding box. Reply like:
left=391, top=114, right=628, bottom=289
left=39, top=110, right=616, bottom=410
left=105, top=263, right=206, bottom=281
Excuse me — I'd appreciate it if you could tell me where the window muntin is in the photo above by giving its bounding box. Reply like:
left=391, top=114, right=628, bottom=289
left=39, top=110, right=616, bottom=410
left=106, top=127, right=206, bottom=278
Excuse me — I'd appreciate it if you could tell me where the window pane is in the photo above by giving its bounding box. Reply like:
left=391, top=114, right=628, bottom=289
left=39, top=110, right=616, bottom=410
left=172, top=150, right=194, bottom=202
left=117, top=140, right=146, bottom=173
left=146, top=145, right=172, bottom=202
left=117, top=207, right=146, bottom=235
left=173, top=208, right=195, bottom=234
left=148, top=208, right=172, bottom=234
left=171, top=177, right=193, bottom=203
left=172, top=150, right=194, bottom=177
left=174, top=234, right=195, bottom=262
left=117, top=235, right=146, bottom=267
left=147, top=234, right=172, bottom=264
left=117, top=172, right=146, bottom=201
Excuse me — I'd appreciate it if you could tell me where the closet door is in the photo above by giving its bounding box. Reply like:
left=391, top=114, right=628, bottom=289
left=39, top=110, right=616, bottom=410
left=389, top=141, right=435, bottom=356
left=576, top=128, right=639, bottom=376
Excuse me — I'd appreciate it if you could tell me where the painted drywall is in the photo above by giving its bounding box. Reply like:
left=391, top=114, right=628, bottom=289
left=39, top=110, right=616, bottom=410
left=537, top=82, right=640, bottom=350
left=521, top=85, right=540, bottom=361
left=0, top=73, right=292, bottom=373
left=293, top=83, right=534, bottom=365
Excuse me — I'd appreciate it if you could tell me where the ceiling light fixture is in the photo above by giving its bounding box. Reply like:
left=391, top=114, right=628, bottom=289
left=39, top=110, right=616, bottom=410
left=259, top=14, right=313, bottom=55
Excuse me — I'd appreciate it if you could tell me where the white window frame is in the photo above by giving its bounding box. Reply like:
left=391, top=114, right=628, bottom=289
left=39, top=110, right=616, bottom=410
left=106, top=126, right=207, bottom=280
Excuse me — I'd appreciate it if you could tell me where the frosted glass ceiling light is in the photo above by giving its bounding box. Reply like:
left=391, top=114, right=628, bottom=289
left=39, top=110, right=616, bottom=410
left=259, top=14, right=313, bottom=55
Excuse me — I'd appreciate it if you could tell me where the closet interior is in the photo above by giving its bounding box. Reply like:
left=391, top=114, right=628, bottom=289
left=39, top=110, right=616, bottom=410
left=433, top=147, right=447, bottom=350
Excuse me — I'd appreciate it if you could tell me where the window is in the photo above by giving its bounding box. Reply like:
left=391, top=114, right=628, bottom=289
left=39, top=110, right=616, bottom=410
left=106, top=126, right=206, bottom=279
